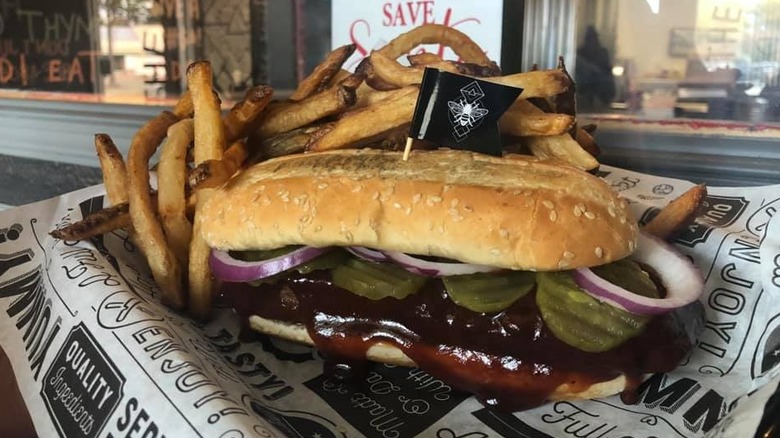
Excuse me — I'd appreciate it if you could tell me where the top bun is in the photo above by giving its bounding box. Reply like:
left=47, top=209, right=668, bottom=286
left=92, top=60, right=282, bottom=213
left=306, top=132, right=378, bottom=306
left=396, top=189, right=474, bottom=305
left=198, top=149, right=638, bottom=271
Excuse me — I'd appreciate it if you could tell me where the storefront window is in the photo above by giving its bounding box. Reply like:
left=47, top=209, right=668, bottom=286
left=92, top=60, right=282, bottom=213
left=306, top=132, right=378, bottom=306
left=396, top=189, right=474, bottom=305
left=0, top=0, right=279, bottom=104
left=576, top=0, right=780, bottom=122
left=2, top=0, right=778, bottom=125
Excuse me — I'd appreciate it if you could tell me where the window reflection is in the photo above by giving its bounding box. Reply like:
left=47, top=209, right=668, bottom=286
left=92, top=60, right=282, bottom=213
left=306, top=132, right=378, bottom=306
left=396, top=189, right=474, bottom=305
left=0, top=0, right=262, bottom=103
left=577, top=0, right=780, bottom=122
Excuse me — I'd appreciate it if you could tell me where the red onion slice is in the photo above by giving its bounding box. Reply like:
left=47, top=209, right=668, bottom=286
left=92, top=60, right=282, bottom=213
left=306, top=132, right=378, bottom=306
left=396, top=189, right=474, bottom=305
left=345, top=246, right=389, bottom=262
left=572, top=232, right=704, bottom=315
left=383, top=251, right=501, bottom=277
left=210, top=246, right=332, bottom=282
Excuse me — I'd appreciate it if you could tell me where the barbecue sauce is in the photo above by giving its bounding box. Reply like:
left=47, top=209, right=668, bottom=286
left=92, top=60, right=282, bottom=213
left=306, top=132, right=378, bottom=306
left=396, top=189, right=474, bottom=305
left=221, top=271, right=702, bottom=412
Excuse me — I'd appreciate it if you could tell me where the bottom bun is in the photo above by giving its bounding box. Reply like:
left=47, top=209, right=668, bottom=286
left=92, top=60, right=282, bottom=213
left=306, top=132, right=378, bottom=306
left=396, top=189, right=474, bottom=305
left=248, top=315, right=631, bottom=402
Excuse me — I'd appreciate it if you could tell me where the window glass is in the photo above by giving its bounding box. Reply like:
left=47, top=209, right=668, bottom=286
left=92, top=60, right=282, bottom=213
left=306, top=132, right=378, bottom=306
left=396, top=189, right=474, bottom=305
left=0, top=0, right=276, bottom=105
left=576, top=0, right=780, bottom=122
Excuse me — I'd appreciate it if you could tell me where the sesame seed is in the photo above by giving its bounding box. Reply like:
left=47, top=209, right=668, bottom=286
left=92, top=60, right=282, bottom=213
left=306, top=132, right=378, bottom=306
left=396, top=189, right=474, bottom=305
left=317, top=183, right=328, bottom=189
left=584, top=211, right=596, bottom=219
left=405, top=207, right=412, bottom=215
left=628, top=240, right=636, bottom=251
left=278, top=190, right=290, bottom=198
left=351, top=184, right=362, bottom=193
left=463, top=205, right=473, bottom=212
left=563, top=251, right=575, bottom=259
left=412, top=193, right=422, bottom=204
left=499, top=229, right=509, bottom=239
left=549, top=210, right=558, bottom=222
left=619, top=216, right=627, bottom=224
left=452, top=215, right=464, bottom=222
left=450, top=199, right=459, bottom=208
left=573, top=206, right=582, bottom=217
left=372, top=191, right=380, bottom=201
left=393, top=202, right=402, bottom=209
left=608, top=205, right=617, bottom=217
left=558, top=260, right=571, bottom=269
left=595, top=247, right=603, bottom=258
left=543, top=200, right=554, bottom=209
left=512, top=190, right=522, bottom=196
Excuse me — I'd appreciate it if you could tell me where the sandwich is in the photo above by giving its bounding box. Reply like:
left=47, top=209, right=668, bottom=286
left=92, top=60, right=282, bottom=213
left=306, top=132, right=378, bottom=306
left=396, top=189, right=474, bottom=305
left=198, top=148, right=705, bottom=411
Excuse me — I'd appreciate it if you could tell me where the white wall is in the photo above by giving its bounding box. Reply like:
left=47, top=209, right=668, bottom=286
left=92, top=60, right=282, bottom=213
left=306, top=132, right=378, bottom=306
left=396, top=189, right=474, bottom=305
left=615, top=0, right=698, bottom=78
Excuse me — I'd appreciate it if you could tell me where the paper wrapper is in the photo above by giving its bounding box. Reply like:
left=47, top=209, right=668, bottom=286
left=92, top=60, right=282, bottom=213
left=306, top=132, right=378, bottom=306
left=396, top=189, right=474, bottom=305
left=0, top=165, right=778, bottom=438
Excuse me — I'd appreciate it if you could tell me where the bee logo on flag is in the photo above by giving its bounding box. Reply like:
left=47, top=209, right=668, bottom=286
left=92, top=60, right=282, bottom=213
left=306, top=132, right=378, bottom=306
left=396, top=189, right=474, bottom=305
left=447, top=81, right=489, bottom=141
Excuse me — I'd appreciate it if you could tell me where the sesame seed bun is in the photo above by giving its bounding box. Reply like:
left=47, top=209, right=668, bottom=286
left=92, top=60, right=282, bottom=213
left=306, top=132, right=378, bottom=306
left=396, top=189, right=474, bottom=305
left=199, top=148, right=637, bottom=271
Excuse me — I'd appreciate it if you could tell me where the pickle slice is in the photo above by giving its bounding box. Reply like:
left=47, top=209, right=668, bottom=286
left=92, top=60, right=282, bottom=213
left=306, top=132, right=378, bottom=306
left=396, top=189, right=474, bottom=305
left=331, top=257, right=428, bottom=300
left=536, top=271, right=652, bottom=353
left=590, top=259, right=660, bottom=299
left=443, top=271, right=535, bottom=313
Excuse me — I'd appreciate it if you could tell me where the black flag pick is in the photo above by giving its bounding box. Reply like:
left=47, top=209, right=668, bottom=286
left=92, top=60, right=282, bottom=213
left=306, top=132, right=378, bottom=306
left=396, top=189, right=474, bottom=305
left=405, top=68, right=523, bottom=159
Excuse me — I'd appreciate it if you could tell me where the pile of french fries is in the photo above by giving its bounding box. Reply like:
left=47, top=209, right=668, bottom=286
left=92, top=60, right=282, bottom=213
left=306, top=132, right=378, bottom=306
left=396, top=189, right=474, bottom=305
left=50, top=24, right=705, bottom=319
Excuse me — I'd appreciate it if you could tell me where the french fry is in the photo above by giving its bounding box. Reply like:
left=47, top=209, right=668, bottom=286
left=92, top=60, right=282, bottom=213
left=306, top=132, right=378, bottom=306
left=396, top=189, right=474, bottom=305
left=95, top=133, right=129, bottom=205
left=50, top=202, right=131, bottom=241
left=260, top=125, right=325, bottom=159
left=223, top=85, right=274, bottom=143
left=407, top=52, right=444, bottom=66
left=363, top=123, right=416, bottom=151
left=355, top=84, right=410, bottom=108
left=188, top=61, right=230, bottom=319
left=187, top=61, right=225, bottom=164
left=127, top=110, right=185, bottom=308
left=487, top=70, right=571, bottom=99
left=523, top=134, right=600, bottom=171
left=172, top=91, right=194, bottom=119
left=550, top=56, right=576, bottom=116
left=337, top=72, right=365, bottom=90
left=291, top=44, right=356, bottom=100
left=189, top=139, right=249, bottom=190
left=500, top=106, right=575, bottom=137
left=366, top=52, right=417, bottom=89
left=377, top=24, right=494, bottom=67
left=327, top=69, right=351, bottom=87
left=368, top=51, right=500, bottom=90
left=575, top=127, right=601, bottom=158
left=582, top=123, right=598, bottom=134
left=158, top=119, right=194, bottom=268
left=307, top=86, right=418, bottom=152
left=644, top=184, right=708, bottom=241
left=189, top=188, right=216, bottom=320
left=254, top=85, right=357, bottom=137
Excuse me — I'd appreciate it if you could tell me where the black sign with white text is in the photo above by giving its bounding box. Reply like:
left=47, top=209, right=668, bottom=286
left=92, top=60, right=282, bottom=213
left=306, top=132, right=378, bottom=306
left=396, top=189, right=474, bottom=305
left=41, top=323, right=125, bottom=438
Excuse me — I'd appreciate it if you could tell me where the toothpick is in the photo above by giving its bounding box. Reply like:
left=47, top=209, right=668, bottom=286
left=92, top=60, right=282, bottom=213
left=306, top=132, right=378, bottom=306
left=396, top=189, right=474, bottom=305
left=402, top=137, right=413, bottom=161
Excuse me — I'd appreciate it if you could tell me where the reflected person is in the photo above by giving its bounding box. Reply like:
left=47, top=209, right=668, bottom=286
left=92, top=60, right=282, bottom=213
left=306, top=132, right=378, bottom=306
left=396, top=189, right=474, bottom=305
left=576, top=26, right=616, bottom=111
